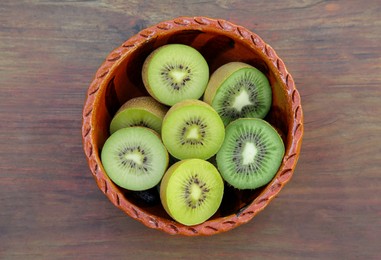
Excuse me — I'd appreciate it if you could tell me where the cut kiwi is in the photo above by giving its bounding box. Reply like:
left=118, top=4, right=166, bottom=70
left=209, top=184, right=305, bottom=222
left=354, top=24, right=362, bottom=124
left=142, top=44, right=209, bottom=106
left=216, top=118, right=285, bottom=190
left=101, top=127, right=169, bottom=191
left=204, top=62, right=272, bottom=126
left=161, top=99, right=225, bottom=160
left=160, top=159, right=224, bottom=226
left=110, top=96, right=168, bottom=135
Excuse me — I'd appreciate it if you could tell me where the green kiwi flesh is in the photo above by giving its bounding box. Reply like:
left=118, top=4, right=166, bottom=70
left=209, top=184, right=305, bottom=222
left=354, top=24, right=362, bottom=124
left=161, top=99, right=225, bottom=160
left=216, top=118, right=285, bottom=190
left=204, top=62, right=272, bottom=126
left=142, top=44, right=209, bottom=106
left=160, top=159, right=224, bottom=226
left=101, top=127, right=169, bottom=191
left=110, top=96, right=168, bottom=135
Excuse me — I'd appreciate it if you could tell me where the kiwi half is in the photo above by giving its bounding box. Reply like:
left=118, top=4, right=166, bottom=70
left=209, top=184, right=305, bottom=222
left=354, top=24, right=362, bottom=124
left=101, top=127, right=169, bottom=191
left=110, top=96, right=168, bottom=135
left=216, top=118, right=285, bottom=190
left=161, top=99, right=225, bottom=160
left=142, top=44, right=209, bottom=106
left=160, top=159, right=224, bottom=226
left=204, top=62, right=272, bottom=126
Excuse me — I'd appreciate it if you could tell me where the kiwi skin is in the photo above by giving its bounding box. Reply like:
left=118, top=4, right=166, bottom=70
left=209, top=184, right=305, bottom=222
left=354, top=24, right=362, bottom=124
left=203, top=62, right=253, bottom=105
left=110, top=96, right=168, bottom=135
left=160, top=160, right=182, bottom=219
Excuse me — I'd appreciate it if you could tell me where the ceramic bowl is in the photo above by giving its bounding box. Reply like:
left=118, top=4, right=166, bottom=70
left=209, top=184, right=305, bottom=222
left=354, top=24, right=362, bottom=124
left=82, top=16, right=303, bottom=236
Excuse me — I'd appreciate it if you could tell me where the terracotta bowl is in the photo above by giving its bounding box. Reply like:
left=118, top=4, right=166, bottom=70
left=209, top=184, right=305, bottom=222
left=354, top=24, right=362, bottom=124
left=82, top=16, right=303, bottom=236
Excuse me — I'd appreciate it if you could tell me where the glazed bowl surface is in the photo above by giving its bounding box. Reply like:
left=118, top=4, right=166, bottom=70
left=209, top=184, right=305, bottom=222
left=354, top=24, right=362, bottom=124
left=82, top=16, right=303, bottom=236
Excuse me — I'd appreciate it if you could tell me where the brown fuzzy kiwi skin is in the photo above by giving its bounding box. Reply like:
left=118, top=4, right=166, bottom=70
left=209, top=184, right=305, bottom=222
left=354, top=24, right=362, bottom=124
left=159, top=160, right=182, bottom=218
left=114, top=96, right=168, bottom=119
left=203, top=62, right=254, bottom=105
left=141, top=47, right=162, bottom=103
left=110, top=96, right=169, bottom=134
left=163, top=99, right=215, bottom=119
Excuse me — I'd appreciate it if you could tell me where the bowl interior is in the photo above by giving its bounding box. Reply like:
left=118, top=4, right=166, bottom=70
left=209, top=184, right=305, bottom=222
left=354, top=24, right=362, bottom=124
left=87, top=20, right=299, bottom=232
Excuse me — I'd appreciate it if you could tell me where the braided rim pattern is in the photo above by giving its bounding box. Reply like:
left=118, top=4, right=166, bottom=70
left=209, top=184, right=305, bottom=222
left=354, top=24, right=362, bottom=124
left=82, top=16, right=304, bottom=236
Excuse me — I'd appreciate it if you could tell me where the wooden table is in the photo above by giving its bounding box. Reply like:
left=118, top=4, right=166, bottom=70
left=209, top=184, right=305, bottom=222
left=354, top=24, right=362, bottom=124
left=1, top=1, right=380, bottom=259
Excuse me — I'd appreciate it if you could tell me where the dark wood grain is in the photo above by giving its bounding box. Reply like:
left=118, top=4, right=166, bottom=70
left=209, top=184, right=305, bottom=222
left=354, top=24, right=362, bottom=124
left=1, top=0, right=380, bottom=259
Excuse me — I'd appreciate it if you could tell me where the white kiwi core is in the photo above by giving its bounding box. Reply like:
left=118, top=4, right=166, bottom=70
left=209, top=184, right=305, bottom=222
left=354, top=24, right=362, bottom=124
left=185, top=125, right=200, bottom=140
left=190, top=184, right=202, bottom=202
left=231, top=89, right=252, bottom=112
left=124, top=152, right=144, bottom=166
left=242, top=142, right=257, bottom=165
left=170, top=70, right=187, bottom=83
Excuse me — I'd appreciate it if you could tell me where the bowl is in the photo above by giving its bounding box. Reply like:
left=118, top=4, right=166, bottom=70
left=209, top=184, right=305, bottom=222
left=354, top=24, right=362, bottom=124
left=82, top=16, right=303, bottom=236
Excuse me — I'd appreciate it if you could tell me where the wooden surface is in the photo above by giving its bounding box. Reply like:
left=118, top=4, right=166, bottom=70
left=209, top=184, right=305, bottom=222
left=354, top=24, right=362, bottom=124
left=1, top=0, right=380, bottom=259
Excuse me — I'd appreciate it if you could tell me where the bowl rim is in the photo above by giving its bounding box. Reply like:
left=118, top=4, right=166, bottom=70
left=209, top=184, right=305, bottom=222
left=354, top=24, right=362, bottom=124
left=82, top=16, right=304, bottom=236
